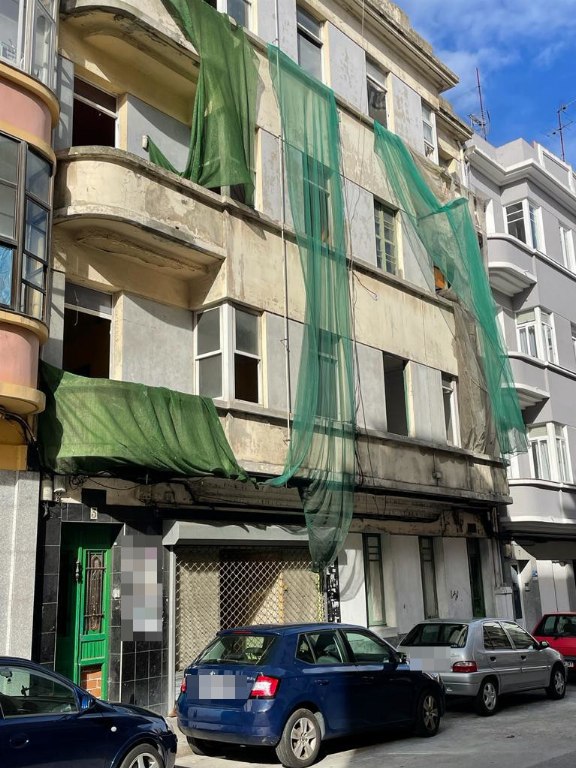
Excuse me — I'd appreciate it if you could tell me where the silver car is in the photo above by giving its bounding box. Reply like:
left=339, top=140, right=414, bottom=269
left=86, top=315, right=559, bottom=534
left=398, top=618, right=566, bottom=716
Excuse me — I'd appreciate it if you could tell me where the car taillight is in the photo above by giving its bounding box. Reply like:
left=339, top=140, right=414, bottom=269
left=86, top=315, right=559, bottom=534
left=249, top=674, right=280, bottom=698
left=180, top=676, right=187, bottom=693
left=452, top=660, right=478, bottom=673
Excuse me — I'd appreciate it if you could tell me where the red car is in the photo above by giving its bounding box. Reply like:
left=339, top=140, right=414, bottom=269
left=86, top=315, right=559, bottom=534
left=533, top=613, right=576, bottom=671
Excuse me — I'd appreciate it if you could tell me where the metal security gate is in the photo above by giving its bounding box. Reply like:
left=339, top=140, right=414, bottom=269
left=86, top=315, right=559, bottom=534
left=175, top=546, right=325, bottom=670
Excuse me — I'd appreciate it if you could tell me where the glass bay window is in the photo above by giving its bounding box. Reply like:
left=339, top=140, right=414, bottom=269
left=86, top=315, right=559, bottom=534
left=0, top=0, right=57, bottom=87
left=0, top=133, right=52, bottom=321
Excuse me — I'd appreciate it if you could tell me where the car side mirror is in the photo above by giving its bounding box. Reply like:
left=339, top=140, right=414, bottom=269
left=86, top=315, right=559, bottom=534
left=538, top=640, right=550, bottom=650
left=78, top=692, right=96, bottom=712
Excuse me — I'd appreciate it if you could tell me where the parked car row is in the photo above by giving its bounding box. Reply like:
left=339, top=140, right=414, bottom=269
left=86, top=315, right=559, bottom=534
left=0, top=615, right=571, bottom=768
left=176, top=617, right=569, bottom=768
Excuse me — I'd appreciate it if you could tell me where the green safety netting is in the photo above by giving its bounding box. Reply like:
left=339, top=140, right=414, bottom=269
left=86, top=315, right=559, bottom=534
left=373, top=123, right=527, bottom=457
left=38, top=362, right=248, bottom=479
left=267, top=46, right=356, bottom=572
left=148, top=0, right=258, bottom=204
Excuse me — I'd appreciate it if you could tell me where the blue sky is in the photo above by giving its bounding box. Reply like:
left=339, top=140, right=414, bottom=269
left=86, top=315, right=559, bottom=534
left=397, top=0, right=576, bottom=167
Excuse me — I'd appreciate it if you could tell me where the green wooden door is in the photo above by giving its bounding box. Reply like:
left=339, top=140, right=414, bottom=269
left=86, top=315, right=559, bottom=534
left=56, top=524, right=115, bottom=699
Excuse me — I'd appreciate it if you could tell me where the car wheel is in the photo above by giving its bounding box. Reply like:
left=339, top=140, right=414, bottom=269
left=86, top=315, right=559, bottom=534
left=474, top=678, right=498, bottom=716
left=186, top=736, right=222, bottom=756
left=275, top=708, right=321, bottom=768
left=414, top=689, right=441, bottom=737
left=119, top=744, right=164, bottom=768
left=546, top=664, right=566, bottom=700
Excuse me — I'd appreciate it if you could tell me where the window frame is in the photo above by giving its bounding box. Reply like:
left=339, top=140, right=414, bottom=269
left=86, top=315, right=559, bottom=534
left=515, top=307, right=557, bottom=364
left=374, top=199, right=398, bottom=274
left=73, top=77, right=118, bottom=149
left=217, top=0, right=252, bottom=28
left=366, top=59, right=388, bottom=127
left=559, top=225, right=576, bottom=271
left=363, top=533, right=386, bottom=627
left=195, top=303, right=262, bottom=404
left=296, top=6, right=323, bottom=80
left=421, top=102, right=436, bottom=159
left=441, top=373, right=460, bottom=446
left=419, top=536, right=438, bottom=619
left=383, top=352, right=409, bottom=436
left=0, top=132, right=52, bottom=322
left=0, top=0, right=57, bottom=87
left=505, top=200, right=544, bottom=252
left=527, top=423, right=572, bottom=483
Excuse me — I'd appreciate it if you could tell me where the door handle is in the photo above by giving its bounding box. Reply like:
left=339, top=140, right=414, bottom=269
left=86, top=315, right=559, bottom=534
left=315, top=679, right=329, bottom=686
left=489, top=656, right=496, bottom=661
left=9, top=733, right=30, bottom=749
left=521, top=655, right=527, bottom=661
left=361, top=675, right=375, bottom=682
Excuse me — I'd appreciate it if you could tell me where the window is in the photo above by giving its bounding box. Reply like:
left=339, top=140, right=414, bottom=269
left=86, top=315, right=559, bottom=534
left=442, top=374, right=459, bottom=446
left=316, top=329, right=337, bottom=418
left=500, top=621, right=535, bottom=650
left=0, top=0, right=57, bottom=87
left=527, top=423, right=571, bottom=483
left=483, top=621, right=512, bottom=650
left=419, top=537, right=438, bottom=618
left=363, top=534, right=385, bottom=626
left=505, top=201, right=543, bottom=251
left=383, top=353, right=408, bottom=436
left=224, top=0, right=251, bottom=26
left=0, top=133, right=52, bottom=320
left=515, top=308, right=557, bottom=363
left=303, top=153, right=330, bottom=243
left=422, top=103, right=435, bottom=158
left=0, top=664, right=78, bottom=717
left=297, top=7, right=322, bottom=80
left=196, top=304, right=261, bottom=403
left=560, top=226, right=575, bottom=270
left=234, top=307, right=260, bottom=402
left=467, top=539, right=486, bottom=617
left=297, top=631, right=345, bottom=664
left=374, top=200, right=397, bottom=273
left=63, top=284, right=112, bottom=378
left=343, top=629, right=395, bottom=663
left=366, top=60, right=387, bottom=127
left=73, top=78, right=117, bottom=148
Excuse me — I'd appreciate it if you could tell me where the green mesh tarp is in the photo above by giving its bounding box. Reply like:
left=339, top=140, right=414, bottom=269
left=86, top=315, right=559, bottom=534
left=38, top=362, right=247, bottom=478
left=374, top=123, right=527, bottom=457
left=147, top=0, right=258, bottom=203
left=267, top=46, right=356, bottom=571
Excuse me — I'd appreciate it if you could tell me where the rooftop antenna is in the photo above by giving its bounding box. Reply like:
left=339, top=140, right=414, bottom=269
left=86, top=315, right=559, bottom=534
left=551, top=101, right=576, bottom=162
left=469, top=68, right=489, bottom=140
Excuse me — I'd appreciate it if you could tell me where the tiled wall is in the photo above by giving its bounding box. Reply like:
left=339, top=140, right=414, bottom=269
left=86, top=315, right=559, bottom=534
left=34, top=501, right=170, bottom=715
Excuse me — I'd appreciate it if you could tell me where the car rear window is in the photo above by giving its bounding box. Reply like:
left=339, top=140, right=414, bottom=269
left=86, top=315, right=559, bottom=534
left=400, top=623, right=468, bottom=648
left=195, top=633, right=276, bottom=665
left=535, top=615, right=576, bottom=636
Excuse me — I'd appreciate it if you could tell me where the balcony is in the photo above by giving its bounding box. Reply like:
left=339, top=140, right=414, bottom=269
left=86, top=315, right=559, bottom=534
left=508, top=354, right=549, bottom=408
left=60, top=0, right=197, bottom=109
left=53, top=148, right=226, bottom=278
left=0, top=312, right=47, bottom=416
left=487, top=234, right=537, bottom=297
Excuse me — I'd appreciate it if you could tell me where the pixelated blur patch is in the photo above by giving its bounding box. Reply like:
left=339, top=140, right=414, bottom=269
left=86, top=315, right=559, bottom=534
left=120, top=534, right=163, bottom=642
left=405, top=649, right=454, bottom=672
left=187, top=672, right=251, bottom=700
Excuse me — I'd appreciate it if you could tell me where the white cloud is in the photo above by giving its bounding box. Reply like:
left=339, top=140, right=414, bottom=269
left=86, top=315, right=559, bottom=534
left=399, top=0, right=576, bottom=51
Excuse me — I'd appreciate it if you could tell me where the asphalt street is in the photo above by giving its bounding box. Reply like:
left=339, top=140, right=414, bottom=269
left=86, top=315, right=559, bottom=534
left=172, top=680, right=576, bottom=768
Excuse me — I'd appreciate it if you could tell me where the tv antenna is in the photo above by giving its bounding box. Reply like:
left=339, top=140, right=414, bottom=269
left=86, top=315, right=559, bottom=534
left=469, top=68, right=489, bottom=139
left=552, top=100, right=576, bottom=162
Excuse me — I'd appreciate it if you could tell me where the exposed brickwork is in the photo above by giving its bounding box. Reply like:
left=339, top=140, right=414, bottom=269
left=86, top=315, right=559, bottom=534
left=80, top=666, right=102, bottom=698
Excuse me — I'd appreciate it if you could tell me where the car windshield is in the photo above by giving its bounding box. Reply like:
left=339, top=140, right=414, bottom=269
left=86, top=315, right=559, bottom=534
left=401, top=623, right=468, bottom=648
left=194, top=633, right=277, bottom=665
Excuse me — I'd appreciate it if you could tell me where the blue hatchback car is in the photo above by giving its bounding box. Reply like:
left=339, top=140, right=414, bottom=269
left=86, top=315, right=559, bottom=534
left=177, top=623, right=445, bottom=768
left=0, top=657, right=177, bottom=768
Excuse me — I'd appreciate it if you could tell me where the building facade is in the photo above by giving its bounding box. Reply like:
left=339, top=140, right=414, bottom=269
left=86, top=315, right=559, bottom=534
left=1, top=0, right=518, bottom=714
left=467, top=135, right=576, bottom=630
